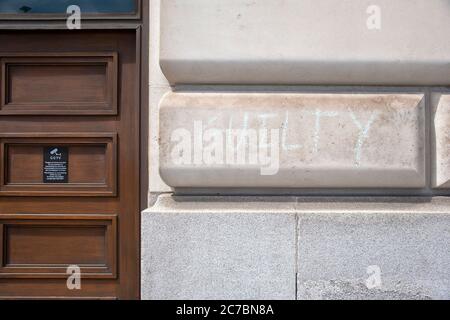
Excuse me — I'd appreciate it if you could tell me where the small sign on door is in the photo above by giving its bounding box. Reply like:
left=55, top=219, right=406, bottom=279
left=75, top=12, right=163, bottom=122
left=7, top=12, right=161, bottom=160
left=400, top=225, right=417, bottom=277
left=43, top=146, right=69, bottom=183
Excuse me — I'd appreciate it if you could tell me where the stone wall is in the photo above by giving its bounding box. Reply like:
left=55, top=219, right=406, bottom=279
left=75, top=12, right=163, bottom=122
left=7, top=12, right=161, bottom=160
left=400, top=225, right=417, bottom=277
left=143, top=0, right=450, bottom=299
left=142, top=196, right=450, bottom=300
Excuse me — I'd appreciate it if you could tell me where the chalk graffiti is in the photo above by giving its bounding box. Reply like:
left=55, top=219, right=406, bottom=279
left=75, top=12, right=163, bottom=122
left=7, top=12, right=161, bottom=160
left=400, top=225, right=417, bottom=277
left=282, top=110, right=303, bottom=151
left=171, top=120, right=280, bottom=175
left=227, top=108, right=378, bottom=165
left=170, top=108, right=380, bottom=172
left=349, top=109, right=378, bottom=167
left=313, top=109, right=339, bottom=154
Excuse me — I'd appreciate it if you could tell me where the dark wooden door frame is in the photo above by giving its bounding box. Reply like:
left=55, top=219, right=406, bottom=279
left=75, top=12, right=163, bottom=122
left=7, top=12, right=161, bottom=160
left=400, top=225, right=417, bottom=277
left=0, top=0, right=149, bottom=299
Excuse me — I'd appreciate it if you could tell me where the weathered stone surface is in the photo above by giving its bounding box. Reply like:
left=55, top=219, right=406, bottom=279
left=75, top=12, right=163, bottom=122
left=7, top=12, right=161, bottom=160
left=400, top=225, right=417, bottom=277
left=159, top=92, right=426, bottom=189
left=149, top=87, right=172, bottom=194
left=141, top=195, right=450, bottom=300
left=432, top=93, right=450, bottom=188
left=149, top=0, right=172, bottom=194
left=160, top=0, right=450, bottom=85
left=141, top=195, right=297, bottom=300
left=297, top=211, right=450, bottom=300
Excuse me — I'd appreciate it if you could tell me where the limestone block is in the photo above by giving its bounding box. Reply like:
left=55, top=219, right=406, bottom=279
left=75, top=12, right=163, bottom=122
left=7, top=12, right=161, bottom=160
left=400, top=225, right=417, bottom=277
left=160, top=0, right=450, bottom=85
left=297, top=211, right=450, bottom=300
left=159, top=92, right=426, bottom=189
left=432, top=94, right=450, bottom=188
left=149, top=87, right=172, bottom=194
left=141, top=195, right=297, bottom=300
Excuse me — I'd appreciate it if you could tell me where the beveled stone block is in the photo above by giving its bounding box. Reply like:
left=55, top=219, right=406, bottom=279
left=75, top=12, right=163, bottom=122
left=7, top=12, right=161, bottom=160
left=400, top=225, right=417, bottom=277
left=432, top=93, right=450, bottom=188
left=159, top=92, right=426, bottom=189
left=160, top=0, right=450, bottom=85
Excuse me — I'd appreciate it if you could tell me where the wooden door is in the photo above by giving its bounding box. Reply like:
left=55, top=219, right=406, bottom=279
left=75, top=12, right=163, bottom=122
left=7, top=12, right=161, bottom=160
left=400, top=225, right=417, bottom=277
left=0, top=30, right=140, bottom=299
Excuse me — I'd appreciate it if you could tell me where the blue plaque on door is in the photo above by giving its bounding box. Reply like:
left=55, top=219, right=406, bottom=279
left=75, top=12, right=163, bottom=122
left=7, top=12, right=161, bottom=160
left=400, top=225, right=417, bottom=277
left=43, top=146, right=69, bottom=183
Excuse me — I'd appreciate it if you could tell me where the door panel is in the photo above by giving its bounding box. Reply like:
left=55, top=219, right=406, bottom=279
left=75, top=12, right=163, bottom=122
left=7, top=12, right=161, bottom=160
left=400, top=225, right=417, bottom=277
left=0, top=133, right=117, bottom=196
left=1, top=52, right=118, bottom=115
left=0, top=214, right=117, bottom=279
left=0, top=30, right=139, bottom=299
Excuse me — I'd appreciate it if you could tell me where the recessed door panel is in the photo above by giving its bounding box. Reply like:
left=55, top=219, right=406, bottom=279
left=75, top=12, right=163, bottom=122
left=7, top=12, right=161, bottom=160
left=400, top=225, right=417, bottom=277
left=0, top=214, right=117, bottom=279
left=0, top=133, right=117, bottom=196
left=1, top=53, right=118, bottom=115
